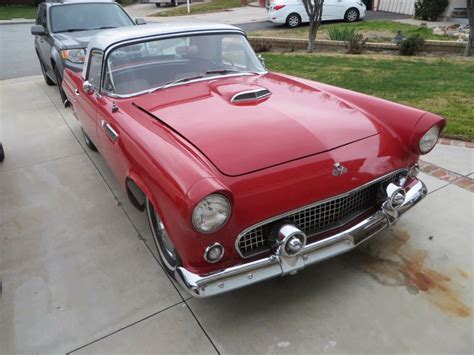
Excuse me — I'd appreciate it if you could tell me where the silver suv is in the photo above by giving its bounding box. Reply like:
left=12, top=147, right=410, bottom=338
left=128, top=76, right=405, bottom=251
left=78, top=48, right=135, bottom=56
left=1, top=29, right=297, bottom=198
left=31, top=0, right=140, bottom=104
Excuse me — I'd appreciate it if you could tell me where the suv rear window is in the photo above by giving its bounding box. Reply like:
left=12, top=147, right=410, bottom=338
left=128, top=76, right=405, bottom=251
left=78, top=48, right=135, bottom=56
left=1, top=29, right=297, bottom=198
left=50, top=3, right=134, bottom=33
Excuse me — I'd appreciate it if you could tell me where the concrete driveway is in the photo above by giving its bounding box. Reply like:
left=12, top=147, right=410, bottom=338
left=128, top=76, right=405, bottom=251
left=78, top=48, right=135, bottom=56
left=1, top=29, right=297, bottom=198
left=0, top=76, right=472, bottom=354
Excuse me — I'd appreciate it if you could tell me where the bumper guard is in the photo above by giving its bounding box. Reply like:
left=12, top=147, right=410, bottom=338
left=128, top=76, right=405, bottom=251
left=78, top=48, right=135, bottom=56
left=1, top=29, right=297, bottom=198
left=175, top=179, right=427, bottom=297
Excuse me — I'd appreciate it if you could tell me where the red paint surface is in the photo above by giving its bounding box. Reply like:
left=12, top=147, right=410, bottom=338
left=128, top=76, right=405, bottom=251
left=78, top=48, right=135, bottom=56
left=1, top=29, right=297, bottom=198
left=63, top=69, right=445, bottom=275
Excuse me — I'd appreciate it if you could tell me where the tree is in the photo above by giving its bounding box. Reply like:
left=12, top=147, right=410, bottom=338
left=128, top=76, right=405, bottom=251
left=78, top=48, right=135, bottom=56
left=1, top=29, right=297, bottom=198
left=415, top=0, right=449, bottom=21
left=465, top=0, right=474, bottom=57
left=302, top=0, right=325, bottom=53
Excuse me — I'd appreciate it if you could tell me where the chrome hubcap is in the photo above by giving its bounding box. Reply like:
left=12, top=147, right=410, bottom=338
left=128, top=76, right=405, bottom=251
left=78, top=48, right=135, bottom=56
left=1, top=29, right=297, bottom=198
left=147, top=199, right=177, bottom=271
left=289, top=16, right=299, bottom=27
left=83, top=131, right=90, bottom=144
left=348, top=10, right=357, bottom=21
left=155, top=215, right=176, bottom=261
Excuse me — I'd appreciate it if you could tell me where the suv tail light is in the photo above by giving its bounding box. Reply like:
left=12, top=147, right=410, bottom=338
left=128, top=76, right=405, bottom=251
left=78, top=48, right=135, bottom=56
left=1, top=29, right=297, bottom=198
left=274, top=5, right=286, bottom=11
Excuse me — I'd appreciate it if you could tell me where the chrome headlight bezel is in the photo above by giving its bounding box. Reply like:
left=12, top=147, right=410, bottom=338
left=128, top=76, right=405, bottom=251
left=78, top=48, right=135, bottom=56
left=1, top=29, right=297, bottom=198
left=419, top=125, right=440, bottom=154
left=61, top=48, right=86, bottom=64
left=192, top=193, right=231, bottom=234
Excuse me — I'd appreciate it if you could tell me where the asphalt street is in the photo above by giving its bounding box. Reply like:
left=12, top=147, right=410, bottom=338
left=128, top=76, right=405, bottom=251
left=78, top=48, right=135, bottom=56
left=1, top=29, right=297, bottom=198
left=0, top=24, right=40, bottom=80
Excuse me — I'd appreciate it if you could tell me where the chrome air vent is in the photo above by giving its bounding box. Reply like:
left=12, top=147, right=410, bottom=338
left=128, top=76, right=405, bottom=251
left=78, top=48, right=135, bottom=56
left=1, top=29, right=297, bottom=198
left=231, top=88, right=271, bottom=103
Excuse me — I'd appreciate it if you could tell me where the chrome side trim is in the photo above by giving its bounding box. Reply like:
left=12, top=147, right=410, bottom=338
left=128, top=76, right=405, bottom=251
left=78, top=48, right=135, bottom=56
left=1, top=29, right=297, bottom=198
left=235, top=168, right=408, bottom=258
left=174, top=177, right=425, bottom=298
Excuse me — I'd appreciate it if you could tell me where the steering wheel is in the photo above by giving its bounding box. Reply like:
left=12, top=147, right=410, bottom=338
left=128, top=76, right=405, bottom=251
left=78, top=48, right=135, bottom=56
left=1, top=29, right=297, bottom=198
left=221, top=56, right=235, bottom=67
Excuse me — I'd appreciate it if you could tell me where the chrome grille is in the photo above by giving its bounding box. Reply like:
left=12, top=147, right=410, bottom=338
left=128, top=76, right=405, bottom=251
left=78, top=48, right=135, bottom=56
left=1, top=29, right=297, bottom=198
left=236, top=171, right=404, bottom=258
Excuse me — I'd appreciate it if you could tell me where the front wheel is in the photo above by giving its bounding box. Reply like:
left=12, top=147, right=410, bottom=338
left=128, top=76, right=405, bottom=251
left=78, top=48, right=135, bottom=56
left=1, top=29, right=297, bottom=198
left=286, top=13, right=301, bottom=28
left=38, top=54, right=54, bottom=86
left=344, top=8, right=359, bottom=22
left=82, top=128, right=97, bottom=151
left=0, top=143, right=4, bottom=162
left=53, top=65, right=68, bottom=105
left=146, top=198, right=181, bottom=277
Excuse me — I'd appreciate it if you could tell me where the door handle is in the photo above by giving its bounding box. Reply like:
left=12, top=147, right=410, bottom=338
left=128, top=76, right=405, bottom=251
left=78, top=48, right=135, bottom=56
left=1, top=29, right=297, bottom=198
left=101, top=120, right=119, bottom=142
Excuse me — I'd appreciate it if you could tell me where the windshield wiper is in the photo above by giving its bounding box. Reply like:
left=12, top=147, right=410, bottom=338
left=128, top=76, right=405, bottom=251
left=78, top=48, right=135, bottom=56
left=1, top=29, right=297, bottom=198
left=56, top=28, right=89, bottom=33
left=148, top=75, right=204, bottom=94
left=205, top=69, right=260, bottom=75
left=94, top=26, right=117, bottom=30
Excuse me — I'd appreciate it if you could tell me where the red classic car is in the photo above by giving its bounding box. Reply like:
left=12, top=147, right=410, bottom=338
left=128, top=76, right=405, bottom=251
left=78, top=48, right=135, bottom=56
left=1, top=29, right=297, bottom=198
left=62, top=23, right=445, bottom=297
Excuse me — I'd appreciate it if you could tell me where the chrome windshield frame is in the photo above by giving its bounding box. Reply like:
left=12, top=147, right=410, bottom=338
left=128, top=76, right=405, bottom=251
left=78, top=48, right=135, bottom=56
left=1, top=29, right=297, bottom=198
left=99, top=29, right=268, bottom=99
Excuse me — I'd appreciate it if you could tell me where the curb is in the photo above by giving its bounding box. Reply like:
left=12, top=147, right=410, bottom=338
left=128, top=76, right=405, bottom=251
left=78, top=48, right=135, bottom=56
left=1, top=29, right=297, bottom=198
left=439, top=138, right=474, bottom=148
left=248, top=36, right=468, bottom=55
left=419, top=160, right=473, bottom=193
left=0, top=19, right=35, bottom=25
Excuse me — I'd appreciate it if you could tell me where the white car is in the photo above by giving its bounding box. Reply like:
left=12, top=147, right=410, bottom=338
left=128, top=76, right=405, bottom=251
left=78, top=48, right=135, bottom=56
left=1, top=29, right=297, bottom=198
left=268, top=0, right=366, bottom=27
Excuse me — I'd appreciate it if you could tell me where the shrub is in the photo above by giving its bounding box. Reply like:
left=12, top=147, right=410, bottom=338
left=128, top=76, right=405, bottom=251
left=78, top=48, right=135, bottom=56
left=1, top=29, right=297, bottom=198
left=415, top=0, right=449, bottom=21
left=327, top=27, right=355, bottom=41
left=344, top=31, right=366, bottom=54
left=399, top=34, right=425, bottom=56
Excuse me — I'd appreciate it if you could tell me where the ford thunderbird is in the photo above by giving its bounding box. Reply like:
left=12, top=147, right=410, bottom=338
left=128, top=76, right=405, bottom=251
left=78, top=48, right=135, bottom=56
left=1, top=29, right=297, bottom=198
left=62, top=23, right=445, bottom=297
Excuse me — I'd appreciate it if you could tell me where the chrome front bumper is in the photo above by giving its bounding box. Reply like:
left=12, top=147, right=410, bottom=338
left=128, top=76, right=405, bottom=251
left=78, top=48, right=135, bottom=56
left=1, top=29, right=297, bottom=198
left=175, top=180, right=427, bottom=298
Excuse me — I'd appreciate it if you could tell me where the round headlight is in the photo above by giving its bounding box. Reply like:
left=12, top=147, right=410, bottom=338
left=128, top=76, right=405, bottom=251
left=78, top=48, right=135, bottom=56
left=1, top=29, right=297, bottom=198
left=419, top=126, right=440, bottom=154
left=192, top=194, right=231, bottom=234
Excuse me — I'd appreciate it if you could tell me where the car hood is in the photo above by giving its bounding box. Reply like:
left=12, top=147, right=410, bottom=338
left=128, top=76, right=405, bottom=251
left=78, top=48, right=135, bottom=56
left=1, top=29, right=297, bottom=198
left=132, top=73, right=382, bottom=177
left=52, top=29, right=102, bottom=48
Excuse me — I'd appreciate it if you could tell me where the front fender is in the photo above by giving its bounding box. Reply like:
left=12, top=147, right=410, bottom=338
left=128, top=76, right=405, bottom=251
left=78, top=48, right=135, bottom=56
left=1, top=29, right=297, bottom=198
left=276, top=73, right=434, bottom=155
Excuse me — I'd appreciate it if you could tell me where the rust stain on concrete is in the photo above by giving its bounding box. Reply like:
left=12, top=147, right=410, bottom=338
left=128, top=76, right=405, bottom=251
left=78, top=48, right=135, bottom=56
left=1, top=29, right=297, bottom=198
left=347, top=229, right=471, bottom=318
left=456, top=268, right=469, bottom=279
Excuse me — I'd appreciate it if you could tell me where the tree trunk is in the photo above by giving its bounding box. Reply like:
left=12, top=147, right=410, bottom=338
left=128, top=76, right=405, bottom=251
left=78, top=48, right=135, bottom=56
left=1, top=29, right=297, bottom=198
left=466, top=31, right=473, bottom=57
left=465, top=0, right=473, bottom=56
left=308, top=20, right=316, bottom=53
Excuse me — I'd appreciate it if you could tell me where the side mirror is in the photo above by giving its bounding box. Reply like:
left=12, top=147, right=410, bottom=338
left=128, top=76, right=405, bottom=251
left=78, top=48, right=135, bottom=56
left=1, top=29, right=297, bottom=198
left=258, top=54, right=266, bottom=69
left=31, top=25, right=46, bottom=36
left=135, top=18, right=146, bottom=25
left=83, top=81, right=94, bottom=95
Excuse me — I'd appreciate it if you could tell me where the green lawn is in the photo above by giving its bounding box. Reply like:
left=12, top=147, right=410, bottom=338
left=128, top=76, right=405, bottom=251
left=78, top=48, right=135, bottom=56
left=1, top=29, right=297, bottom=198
left=263, top=53, right=474, bottom=140
left=252, top=21, right=455, bottom=42
left=118, top=0, right=138, bottom=6
left=154, top=0, right=241, bottom=17
left=0, top=5, right=37, bottom=20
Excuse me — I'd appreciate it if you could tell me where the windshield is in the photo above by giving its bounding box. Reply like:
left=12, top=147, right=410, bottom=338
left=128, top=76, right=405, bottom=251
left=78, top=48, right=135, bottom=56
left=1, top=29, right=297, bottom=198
left=103, top=33, right=266, bottom=96
left=50, top=4, right=134, bottom=33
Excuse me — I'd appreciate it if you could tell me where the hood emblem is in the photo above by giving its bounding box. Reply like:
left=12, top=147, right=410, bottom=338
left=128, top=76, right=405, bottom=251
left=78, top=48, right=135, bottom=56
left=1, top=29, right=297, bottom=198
left=332, top=163, right=348, bottom=176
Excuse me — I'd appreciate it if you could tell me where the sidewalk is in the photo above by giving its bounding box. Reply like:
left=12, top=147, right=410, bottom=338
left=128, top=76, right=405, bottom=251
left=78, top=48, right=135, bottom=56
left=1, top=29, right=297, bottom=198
left=394, top=18, right=454, bottom=28
left=0, top=18, right=34, bottom=25
left=144, top=5, right=268, bottom=25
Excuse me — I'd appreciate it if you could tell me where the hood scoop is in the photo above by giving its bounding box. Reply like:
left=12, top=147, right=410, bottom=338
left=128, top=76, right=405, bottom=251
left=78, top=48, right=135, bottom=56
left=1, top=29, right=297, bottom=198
left=231, top=88, right=271, bottom=103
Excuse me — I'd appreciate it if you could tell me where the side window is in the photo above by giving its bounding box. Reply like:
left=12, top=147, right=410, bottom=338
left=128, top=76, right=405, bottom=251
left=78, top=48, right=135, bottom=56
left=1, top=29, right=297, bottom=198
left=42, top=7, right=48, bottom=29
left=87, top=51, right=103, bottom=90
left=36, top=6, right=47, bottom=29
left=221, top=37, right=246, bottom=68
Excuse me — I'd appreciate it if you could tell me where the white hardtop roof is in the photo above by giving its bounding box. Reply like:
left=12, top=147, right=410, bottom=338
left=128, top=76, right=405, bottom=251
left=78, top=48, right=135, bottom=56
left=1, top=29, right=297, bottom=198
left=88, top=22, right=245, bottom=52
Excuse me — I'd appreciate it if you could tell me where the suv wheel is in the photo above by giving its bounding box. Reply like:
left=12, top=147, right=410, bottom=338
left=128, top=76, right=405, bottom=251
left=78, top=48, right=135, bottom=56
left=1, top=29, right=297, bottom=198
left=53, top=64, right=68, bottom=105
left=38, top=54, right=54, bottom=86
